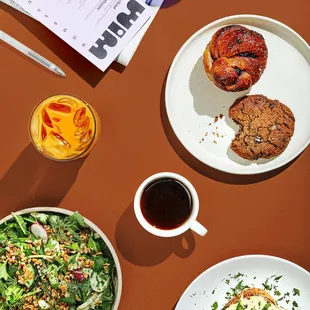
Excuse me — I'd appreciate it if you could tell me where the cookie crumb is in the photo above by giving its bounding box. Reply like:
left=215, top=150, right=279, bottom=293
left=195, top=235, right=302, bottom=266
left=205, top=132, right=208, bottom=136
left=213, top=140, right=217, bottom=144
left=214, top=116, right=219, bottom=123
left=219, top=114, right=224, bottom=119
left=209, top=123, right=211, bottom=126
left=212, top=132, right=215, bottom=135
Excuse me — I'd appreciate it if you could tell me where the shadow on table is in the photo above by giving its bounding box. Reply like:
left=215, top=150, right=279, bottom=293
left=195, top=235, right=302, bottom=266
left=0, top=3, right=125, bottom=88
left=160, top=71, right=297, bottom=185
left=115, top=202, right=195, bottom=266
left=0, top=144, right=85, bottom=214
left=171, top=300, right=179, bottom=309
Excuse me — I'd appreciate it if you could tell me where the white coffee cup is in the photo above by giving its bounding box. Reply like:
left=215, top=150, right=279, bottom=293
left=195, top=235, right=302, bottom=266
left=134, top=172, right=207, bottom=237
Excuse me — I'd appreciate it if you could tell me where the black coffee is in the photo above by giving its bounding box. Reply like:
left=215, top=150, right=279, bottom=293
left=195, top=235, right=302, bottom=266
left=141, top=178, right=192, bottom=230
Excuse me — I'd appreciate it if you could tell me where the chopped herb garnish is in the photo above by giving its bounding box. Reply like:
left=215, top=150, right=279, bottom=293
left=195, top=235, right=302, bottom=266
left=278, top=292, right=290, bottom=302
left=236, top=300, right=244, bottom=310
left=274, top=275, right=283, bottom=281
left=232, top=272, right=244, bottom=279
left=293, top=288, right=300, bottom=296
left=211, top=301, right=218, bottom=310
left=274, top=290, right=281, bottom=296
left=262, top=303, right=271, bottom=310
left=262, top=276, right=274, bottom=291
left=262, top=283, right=272, bottom=290
left=227, top=280, right=250, bottom=298
left=235, top=280, right=246, bottom=291
left=225, top=279, right=230, bottom=285
left=225, top=291, right=232, bottom=300
left=292, top=301, right=298, bottom=307
left=212, top=289, right=215, bottom=294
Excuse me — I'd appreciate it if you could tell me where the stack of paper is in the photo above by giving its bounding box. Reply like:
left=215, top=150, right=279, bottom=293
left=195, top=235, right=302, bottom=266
left=1, top=0, right=163, bottom=70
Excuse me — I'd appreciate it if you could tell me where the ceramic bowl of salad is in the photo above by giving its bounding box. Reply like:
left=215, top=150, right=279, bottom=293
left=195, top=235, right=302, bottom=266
left=0, top=207, right=122, bottom=310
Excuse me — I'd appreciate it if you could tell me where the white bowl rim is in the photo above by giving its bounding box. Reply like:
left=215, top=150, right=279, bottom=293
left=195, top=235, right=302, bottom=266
left=0, top=207, right=122, bottom=310
left=165, top=14, right=310, bottom=175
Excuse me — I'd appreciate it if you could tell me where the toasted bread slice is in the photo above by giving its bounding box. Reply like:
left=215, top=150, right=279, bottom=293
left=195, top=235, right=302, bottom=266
left=222, top=288, right=277, bottom=309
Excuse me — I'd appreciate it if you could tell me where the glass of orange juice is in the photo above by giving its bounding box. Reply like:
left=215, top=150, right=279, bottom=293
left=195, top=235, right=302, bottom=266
left=29, top=94, right=100, bottom=161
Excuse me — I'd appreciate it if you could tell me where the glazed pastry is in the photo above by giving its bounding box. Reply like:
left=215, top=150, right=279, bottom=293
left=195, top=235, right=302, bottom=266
left=229, top=95, right=295, bottom=160
left=203, top=25, right=268, bottom=92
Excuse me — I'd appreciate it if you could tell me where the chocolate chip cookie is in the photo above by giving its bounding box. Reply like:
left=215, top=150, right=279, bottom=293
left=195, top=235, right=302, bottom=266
left=229, top=95, right=295, bottom=160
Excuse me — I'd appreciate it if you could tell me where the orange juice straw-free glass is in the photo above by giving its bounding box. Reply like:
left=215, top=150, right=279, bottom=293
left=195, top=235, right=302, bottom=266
left=29, top=94, right=101, bottom=161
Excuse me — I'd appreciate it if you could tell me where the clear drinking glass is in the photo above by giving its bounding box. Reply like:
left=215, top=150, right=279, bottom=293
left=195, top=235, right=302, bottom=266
left=29, top=94, right=101, bottom=161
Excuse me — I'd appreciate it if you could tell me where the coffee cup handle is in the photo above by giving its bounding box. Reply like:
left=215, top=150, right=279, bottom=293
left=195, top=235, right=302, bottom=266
left=190, top=220, right=207, bottom=236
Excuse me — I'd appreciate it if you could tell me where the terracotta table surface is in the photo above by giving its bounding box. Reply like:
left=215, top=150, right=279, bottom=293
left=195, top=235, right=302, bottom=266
left=0, top=0, right=309, bottom=309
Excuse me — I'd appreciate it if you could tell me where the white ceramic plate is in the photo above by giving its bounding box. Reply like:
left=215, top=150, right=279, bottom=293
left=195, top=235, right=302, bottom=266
left=176, top=255, right=310, bottom=310
left=165, top=15, right=310, bottom=175
left=0, top=207, right=122, bottom=310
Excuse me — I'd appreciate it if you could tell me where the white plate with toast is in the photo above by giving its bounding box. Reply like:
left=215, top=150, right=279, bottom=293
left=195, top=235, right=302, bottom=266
left=175, top=255, right=310, bottom=310
left=165, top=15, right=310, bottom=175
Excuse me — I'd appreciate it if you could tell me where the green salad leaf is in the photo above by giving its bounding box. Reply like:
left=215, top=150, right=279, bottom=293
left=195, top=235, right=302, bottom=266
left=71, top=242, right=79, bottom=251
left=0, top=233, right=7, bottom=241
left=93, top=256, right=106, bottom=274
left=7, top=266, right=17, bottom=279
left=60, top=295, right=76, bottom=305
left=5, top=285, right=24, bottom=306
left=101, top=304, right=113, bottom=310
left=69, top=212, right=86, bottom=228
left=11, top=213, right=28, bottom=235
left=0, top=262, right=9, bottom=281
left=30, top=212, right=48, bottom=224
left=68, top=280, right=92, bottom=302
left=87, top=236, right=98, bottom=252
left=49, top=214, right=61, bottom=226
left=0, top=280, right=6, bottom=298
